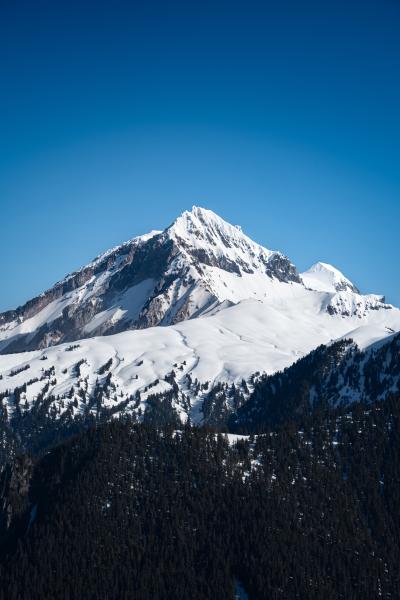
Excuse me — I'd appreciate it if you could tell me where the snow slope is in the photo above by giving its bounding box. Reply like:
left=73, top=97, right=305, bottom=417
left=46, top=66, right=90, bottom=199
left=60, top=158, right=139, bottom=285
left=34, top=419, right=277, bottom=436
left=1, top=282, right=399, bottom=424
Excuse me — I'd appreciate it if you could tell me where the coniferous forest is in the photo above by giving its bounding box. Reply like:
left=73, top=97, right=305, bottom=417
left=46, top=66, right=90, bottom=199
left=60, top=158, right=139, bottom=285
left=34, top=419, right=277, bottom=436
left=0, top=392, right=400, bottom=599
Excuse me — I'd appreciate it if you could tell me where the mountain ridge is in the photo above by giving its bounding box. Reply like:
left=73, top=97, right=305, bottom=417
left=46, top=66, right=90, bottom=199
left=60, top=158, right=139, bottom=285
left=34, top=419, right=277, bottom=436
left=0, top=206, right=394, bottom=354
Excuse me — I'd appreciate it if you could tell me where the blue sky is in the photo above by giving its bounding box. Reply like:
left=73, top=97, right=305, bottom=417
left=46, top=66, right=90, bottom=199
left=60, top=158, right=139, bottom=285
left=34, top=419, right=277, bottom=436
left=1, top=0, right=399, bottom=310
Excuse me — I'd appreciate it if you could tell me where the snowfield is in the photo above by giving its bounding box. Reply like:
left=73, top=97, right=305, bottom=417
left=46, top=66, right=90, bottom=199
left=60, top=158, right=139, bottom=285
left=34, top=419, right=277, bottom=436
left=1, top=282, right=399, bottom=423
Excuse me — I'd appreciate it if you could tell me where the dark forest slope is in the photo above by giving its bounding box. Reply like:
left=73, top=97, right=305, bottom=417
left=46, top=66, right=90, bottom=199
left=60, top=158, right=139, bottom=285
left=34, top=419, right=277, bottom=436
left=232, top=334, right=400, bottom=432
left=0, top=394, right=400, bottom=599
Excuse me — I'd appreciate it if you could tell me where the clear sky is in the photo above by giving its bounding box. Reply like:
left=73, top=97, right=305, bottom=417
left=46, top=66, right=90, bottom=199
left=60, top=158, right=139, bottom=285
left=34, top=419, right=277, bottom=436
left=1, top=0, right=399, bottom=311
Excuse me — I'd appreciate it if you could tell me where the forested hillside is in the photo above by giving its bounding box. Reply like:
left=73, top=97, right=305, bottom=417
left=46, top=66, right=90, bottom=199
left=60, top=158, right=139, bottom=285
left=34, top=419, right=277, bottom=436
left=232, top=334, right=400, bottom=432
left=1, top=393, right=400, bottom=599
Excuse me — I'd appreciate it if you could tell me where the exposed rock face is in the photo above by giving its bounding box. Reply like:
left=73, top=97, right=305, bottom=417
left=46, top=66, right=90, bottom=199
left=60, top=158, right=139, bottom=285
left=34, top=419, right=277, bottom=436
left=0, top=207, right=302, bottom=353
left=264, top=253, right=301, bottom=283
left=325, top=292, right=392, bottom=318
left=0, top=232, right=159, bottom=352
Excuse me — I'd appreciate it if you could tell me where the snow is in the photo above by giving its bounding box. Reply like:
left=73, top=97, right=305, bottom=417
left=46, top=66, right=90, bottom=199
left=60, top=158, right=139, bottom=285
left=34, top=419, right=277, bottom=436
left=1, top=286, right=399, bottom=423
left=0, top=295, right=74, bottom=342
left=168, top=206, right=294, bottom=288
left=340, top=324, right=399, bottom=350
left=169, top=205, right=274, bottom=263
left=223, top=433, right=250, bottom=445
left=83, top=278, right=156, bottom=334
left=301, top=262, right=358, bottom=294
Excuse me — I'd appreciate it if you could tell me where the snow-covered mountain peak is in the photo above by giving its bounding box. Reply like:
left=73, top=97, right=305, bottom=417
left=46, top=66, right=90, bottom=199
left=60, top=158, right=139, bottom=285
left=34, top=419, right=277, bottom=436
left=301, top=261, right=360, bottom=294
left=0, top=206, right=396, bottom=354
left=166, top=205, right=300, bottom=284
left=169, top=205, right=271, bottom=258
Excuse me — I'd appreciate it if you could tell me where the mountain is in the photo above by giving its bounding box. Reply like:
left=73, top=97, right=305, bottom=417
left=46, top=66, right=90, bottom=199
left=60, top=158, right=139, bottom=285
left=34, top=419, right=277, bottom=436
left=300, top=261, right=390, bottom=317
left=0, top=206, right=399, bottom=432
left=2, top=206, right=391, bottom=355
left=0, top=207, right=301, bottom=354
